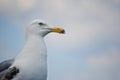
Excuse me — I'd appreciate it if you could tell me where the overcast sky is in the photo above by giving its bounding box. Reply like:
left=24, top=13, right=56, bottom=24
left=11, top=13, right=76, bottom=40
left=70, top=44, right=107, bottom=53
left=0, top=0, right=120, bottom=80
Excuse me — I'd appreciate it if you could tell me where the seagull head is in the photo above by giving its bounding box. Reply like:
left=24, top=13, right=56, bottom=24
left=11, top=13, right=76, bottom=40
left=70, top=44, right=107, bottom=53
left=26, top=19, right=65, bottom=37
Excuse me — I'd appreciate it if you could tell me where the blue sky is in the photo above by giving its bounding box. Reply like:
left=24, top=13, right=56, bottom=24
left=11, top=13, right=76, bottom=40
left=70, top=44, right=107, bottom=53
left=0, top=0, right=120, bottom=80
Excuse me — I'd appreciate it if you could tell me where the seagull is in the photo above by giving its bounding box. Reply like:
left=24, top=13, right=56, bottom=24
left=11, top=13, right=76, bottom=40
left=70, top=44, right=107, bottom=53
left=0, top=19, right=65, bottom=80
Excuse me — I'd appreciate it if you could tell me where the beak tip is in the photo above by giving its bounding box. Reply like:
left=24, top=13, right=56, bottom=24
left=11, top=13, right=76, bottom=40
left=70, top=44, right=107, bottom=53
left=61, top=29, right=65, bottom=34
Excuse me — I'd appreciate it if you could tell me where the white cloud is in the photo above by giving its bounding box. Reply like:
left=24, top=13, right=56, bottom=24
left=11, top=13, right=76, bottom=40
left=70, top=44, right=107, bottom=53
left=43, top=0, right=66, bottom=12
left=0, top=0, right=38, bottom=14
left=0, top=0, right=120, bottom=50
left=0, top=0, right=15, bottom=13
left=40, top=0, right=120, bottom=49
left=112, top=0, right=120, bottom=4
left=16, top=0, right=37, bottom=12
left=0, top=1, right=120, bottom=80
left=86, top=47, right=120, bottom=69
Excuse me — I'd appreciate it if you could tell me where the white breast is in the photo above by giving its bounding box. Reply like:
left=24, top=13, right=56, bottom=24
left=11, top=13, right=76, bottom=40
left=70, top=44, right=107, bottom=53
left=11, top=36, right=47, bottom=80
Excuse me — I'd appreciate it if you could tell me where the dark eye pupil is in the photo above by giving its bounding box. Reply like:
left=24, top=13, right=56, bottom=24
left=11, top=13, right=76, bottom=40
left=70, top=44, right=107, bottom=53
left=39, top=23, right=44, bottom=25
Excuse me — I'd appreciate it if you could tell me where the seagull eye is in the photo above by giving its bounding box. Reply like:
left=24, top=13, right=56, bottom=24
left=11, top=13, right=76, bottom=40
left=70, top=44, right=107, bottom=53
left=39, top=23, right=45, bottom=25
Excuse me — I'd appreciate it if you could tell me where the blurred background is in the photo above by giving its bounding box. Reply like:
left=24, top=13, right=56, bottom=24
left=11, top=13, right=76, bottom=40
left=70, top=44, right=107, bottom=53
left=0, top=0, right=120, bottom=80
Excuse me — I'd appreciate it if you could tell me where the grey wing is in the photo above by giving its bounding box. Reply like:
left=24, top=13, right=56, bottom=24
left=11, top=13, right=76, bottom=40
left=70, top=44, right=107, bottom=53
left=0, top=59, right=14, bottom=72
left=0, top=60, right=22, bottom=80
left=0, top=67, right=19, bottom=80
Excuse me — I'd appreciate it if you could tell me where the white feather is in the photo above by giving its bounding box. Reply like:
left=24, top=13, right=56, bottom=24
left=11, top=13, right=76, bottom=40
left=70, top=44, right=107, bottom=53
left=11, top=20, right=49, bottom=80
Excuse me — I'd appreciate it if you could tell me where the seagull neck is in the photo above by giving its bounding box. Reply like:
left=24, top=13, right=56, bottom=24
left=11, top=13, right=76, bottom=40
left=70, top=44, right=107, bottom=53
left=18, top=35, right=47, bottom=58
left=26, top=35, right=44, bottom=43
left=26, top=34, right=44, bottom=42
left=13, top=35, right=47, bottom=72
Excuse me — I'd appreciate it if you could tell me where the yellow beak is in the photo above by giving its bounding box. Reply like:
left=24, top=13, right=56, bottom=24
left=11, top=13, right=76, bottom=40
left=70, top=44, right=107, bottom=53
left=49, top=27, right=65, bottom=34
